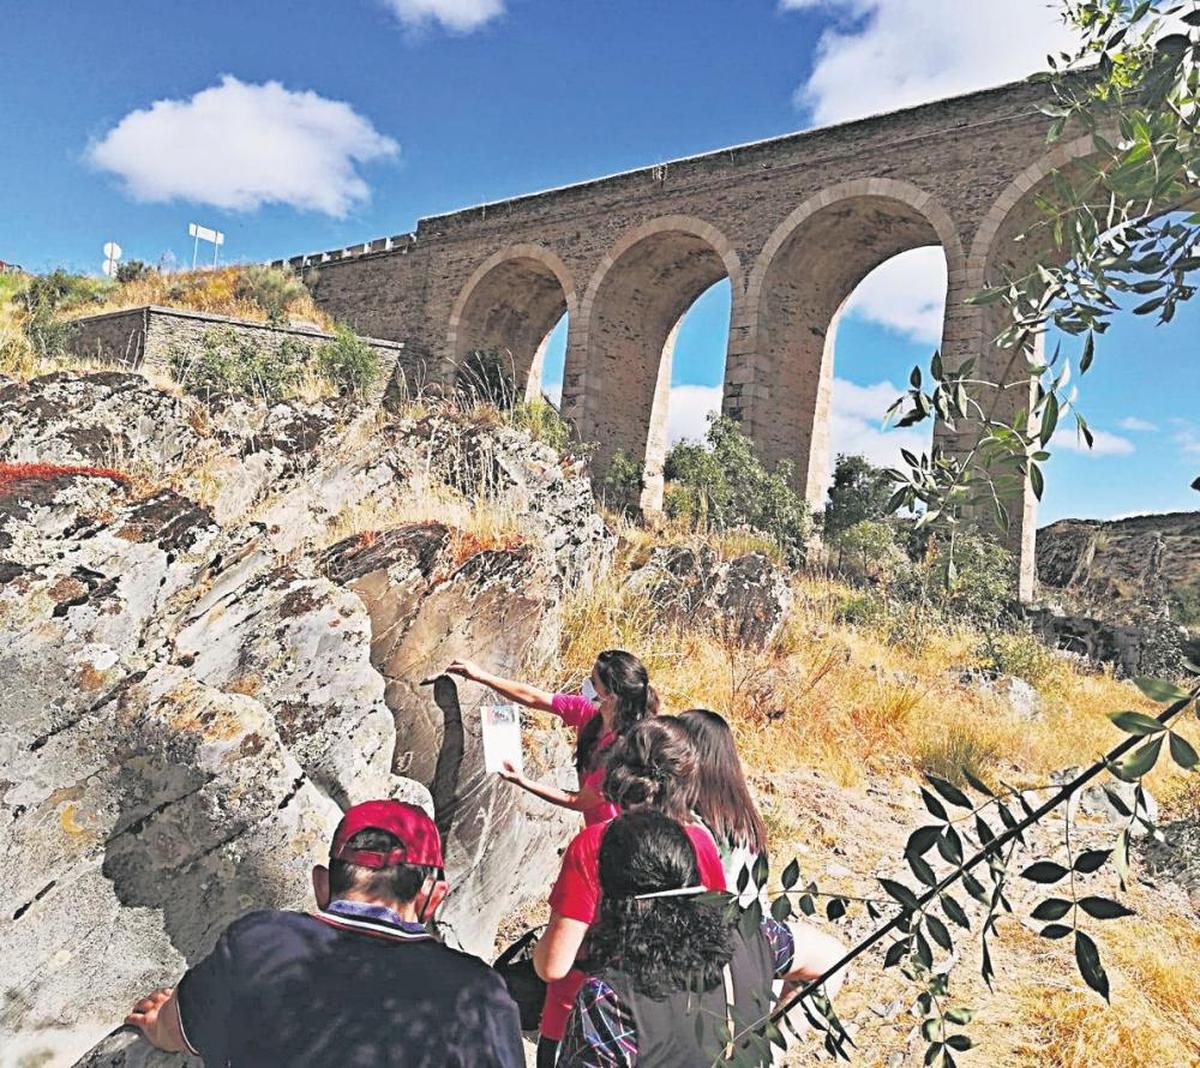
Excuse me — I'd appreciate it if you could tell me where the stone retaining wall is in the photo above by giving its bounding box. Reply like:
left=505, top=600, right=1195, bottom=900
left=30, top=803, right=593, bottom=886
left=67, top=305, right=404, bottom=405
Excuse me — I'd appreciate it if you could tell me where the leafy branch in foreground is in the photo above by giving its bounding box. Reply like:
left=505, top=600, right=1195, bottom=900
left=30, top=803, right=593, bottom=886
left=888, top=2, right=1200, bottom=546
left=714, top=673, right=1199, bottom=1067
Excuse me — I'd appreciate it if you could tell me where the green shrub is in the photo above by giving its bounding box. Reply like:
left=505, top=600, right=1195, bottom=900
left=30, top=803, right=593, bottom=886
left=115, top=260, right=154, bottom=284
left=982, top=629, right=1056, bottom=686
left=899, top=528, right=1017, bottom=628
left=234, top=265, right=309, bottom=324
left=511, top=397, right=573, bottom=451
left=824, top=453, right=898, bottom=541
left=317, top=325, right=380, bottom=396
left=17, top=269, right=113, bottom=316
left=663, top=415, right=813, bottom=566
left=171, top=326, right=305, bottom=400
left=601, top=449, right=644, bottom=510
left=832, top=519, right=909, bottom=585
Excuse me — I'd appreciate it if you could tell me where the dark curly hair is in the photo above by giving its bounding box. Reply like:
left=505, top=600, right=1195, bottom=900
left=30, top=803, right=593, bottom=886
left=589, top=811, right=735, bottom=998
left=603, top=716, right=698, bottom=822
left=576, top=649, right=659, bottom=775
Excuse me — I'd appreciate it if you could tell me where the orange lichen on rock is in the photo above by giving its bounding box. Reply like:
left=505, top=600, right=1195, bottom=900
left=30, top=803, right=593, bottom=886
left=0, top=461, right=130, bottom=498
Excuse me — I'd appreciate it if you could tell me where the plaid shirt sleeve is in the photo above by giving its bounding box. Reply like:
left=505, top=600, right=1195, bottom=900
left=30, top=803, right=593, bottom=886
left=558, top=976, right=637, bottom=1067
left=761, top=918, right=796, bottom=976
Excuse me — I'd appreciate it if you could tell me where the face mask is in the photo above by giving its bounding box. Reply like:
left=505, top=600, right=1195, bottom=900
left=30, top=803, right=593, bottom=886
left=581, top=677, right=600, bottom=705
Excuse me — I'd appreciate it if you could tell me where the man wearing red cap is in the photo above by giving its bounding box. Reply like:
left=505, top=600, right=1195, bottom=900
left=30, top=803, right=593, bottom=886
left=124, top=800, right=524, bottom=1066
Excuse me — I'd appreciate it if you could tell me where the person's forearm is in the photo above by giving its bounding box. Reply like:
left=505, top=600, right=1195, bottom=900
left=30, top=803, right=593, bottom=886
left=472, top=669, right=554, bottom=710
left=513, top=775, right=584, bottom=811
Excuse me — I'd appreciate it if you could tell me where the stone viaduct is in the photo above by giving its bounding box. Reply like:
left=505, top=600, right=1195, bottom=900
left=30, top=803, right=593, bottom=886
left=276, top=77, right=1100, bottom=600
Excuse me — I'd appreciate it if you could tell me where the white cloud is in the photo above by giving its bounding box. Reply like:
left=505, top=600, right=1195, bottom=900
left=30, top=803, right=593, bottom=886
left=88, top=76, right=398, bottom=217
left=1172, top=422, right=1200, bottom=456
left=381, top=0, right=503, bottom=32
left=663, top=377, right=930, bottom=492
left=827, top=377, right=930, bottom=479
left=785, top=0, right=1080, bottom=126
left=1054, top=426, right=1135, bottom=456
left=844, top=246, right=947, bottom=342
left=667, top=384, right=723, bottom=446
left=1116, top=416, right=1158, bottom=432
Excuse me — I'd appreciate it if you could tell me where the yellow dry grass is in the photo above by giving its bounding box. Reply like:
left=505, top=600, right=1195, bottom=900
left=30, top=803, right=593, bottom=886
left=73, top=266, right=332, bottom=329
left=1008, top=912, right=1200, bottom=1067
left=549, top=560, right=1198, bottom=799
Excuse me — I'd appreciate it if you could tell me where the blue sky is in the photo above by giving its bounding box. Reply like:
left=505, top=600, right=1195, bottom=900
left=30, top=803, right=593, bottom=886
left=2, top=0, right=1196, bottom=523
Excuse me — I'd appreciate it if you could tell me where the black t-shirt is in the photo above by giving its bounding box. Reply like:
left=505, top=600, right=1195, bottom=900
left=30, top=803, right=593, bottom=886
left=176, top=907, right=525, bottom=1068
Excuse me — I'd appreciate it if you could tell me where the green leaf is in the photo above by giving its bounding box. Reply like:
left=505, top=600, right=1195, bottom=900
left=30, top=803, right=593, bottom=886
left=1113, top=735, right=1164, bottom=782
left=1073, top=849, right=1111, bottom=874
left=1029, top=462, right=1044, bottom=501
left=921, top=788, right=949, bottom=821
left=1169, top=732, right=1199, bottom=770
left=1040, top=923, right=1074, bottom=940
left=941, top=894, right=970, bottom=929
left=1078, top=896, right=1136, bottom=920
left=1021, top=861, right=1069, bottom=884
left=771, top=895, right=794, bottom=922
left=883, top=939, right=910, bottom=968
left=1031, top=898, right=1073, bottom=921
left=908, top=852, right=938, bottom=888
left=781, top=857, right=800, bottom=890
left=944, top=1006, right=974, bottom=1026
left=907, top=825, right=943, bottom=857
left=947, top=1035, right=974, bottom=1052
left=880, top=878, right=920, bottom=911
left=962, top=768, right=995, bottom=797
left=1109, top=710, right=1166, bottom=736
left=936, top=828, right=964, bottom=866
left=926, top=913, right=953, bottom=951
left=826, top=897, right=847, bottom=922
left=1075, top=930, right=1110, bottom=1002
left=927, top=774, right=972, bottom=810
left=1039, top=393, right=1059, bottom=447
left=1079, top=331, right=1095, bottom=373
left=1132, top=676, right=1189, bottom=703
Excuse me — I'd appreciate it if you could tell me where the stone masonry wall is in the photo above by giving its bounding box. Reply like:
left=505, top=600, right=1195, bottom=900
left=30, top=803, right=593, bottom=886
left=68, top=306, right=405, bottom=405
left=271, top=77, right=1097, bottom=598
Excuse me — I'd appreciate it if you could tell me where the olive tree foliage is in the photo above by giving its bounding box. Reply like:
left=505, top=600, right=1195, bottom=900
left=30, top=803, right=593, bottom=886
left=709, top=7, right=1200, bottom=1064
left=886, top=0, right=1200, bottom=533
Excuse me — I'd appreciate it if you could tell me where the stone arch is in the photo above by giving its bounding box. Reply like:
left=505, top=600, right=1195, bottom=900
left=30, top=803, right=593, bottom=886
left=739, top=178, right=964, bottom=504
left=950, top=136, right=1103, bottom=599
left=447, top=243, right=577, bottom=401
left=567, top=216, right=744, bottom=511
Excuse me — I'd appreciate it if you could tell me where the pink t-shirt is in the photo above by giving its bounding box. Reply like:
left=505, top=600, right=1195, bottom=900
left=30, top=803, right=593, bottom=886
left=551, top=693, right=619, bottom=826
left=540, top=820, right=726, bottom=1039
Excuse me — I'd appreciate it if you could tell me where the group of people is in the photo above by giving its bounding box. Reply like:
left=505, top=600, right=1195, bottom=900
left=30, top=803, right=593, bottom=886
left=126, top=650, right=846, bottom=1067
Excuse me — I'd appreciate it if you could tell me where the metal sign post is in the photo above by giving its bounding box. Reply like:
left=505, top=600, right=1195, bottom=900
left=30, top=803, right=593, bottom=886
left=188, top=223, right=225, bottom=269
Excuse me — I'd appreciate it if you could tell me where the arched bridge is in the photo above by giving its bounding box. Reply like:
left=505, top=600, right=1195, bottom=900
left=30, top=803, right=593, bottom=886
left=277, top=77, right=1101, bottom=600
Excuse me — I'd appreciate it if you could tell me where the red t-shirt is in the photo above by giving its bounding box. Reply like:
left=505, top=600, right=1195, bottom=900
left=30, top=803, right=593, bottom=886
left=551, top=693, right=619, bottom=827
left=540, top=820, right=726, bottom=1039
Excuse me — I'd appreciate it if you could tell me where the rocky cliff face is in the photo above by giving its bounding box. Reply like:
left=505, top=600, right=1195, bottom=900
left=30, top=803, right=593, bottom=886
left=1037, top=511, right=1200, bottom=617
left=0, top=372, right=609, bottom=1066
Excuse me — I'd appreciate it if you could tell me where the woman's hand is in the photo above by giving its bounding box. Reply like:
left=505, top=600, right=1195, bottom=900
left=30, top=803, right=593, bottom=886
left=498, top=760, right=524, bottom=785
left=445, top=659, right=483, bottom=682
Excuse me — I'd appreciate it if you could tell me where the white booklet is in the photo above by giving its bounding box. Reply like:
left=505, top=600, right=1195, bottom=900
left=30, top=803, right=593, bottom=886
left=481, top=703, right=524, bottom=777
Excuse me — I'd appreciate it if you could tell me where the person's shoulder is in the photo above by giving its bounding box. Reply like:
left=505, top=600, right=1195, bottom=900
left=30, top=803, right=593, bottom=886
left=426, top=943, right=517, bottom=992
left=223, top=909, right=324, bottom=943
left=567, top=822, right=608, bottom=855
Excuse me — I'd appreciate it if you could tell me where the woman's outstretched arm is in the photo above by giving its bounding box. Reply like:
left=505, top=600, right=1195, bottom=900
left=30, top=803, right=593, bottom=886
left=444, top=659, right=556, bottom=711
left=780, top=920, right=847, bottom=997
left=498, top=762, right=604, bottom=814
left=533, top=911, right=590, bottom=982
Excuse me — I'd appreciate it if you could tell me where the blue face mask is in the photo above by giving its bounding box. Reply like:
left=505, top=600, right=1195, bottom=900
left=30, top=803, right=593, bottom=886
left=581, top=677, right=600, bottom=705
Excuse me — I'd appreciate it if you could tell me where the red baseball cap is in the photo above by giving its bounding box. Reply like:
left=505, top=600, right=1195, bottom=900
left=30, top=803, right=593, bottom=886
left=330, top=800, right=444, bottom=870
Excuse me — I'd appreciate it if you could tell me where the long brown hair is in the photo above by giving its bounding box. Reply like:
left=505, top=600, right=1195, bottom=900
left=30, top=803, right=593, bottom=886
left=603, top=716, right=698, bottom=823
left=677, top=709, right=766, bottom=855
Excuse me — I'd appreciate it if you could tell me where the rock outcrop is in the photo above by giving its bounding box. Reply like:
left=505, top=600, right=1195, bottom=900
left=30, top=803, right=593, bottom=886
left=0, top=372, right=610, bottom=1066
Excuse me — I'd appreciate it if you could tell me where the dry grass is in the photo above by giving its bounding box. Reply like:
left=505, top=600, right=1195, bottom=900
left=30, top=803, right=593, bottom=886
left=1008, top=913, right=1200, bottom=1067
left=72, top=266, right=332, bottom=329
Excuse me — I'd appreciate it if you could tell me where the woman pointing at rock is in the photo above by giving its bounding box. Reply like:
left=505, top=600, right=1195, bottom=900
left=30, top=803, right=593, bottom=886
left=444, top=650, right=658, bottom=827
